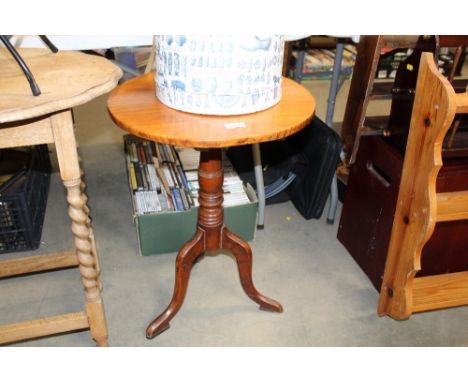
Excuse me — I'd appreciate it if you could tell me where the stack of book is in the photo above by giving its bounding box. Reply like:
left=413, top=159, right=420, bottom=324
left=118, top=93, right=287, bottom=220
left=294, top=45, right=356, bottom=80
left=125, top=135, right=194, bottom=214
left=124, top=135, right=251, bottom=214
left=184, top=167, right=251, bottom=207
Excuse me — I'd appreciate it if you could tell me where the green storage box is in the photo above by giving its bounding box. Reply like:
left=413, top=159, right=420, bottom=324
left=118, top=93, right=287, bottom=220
left=134, top=184, right=258, bottom=256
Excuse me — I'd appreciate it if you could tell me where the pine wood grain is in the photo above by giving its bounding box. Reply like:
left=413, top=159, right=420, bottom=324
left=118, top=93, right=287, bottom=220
left=0, top=48, right=122, bottom=123
left=107, top=74, right=316, bottom=148
left=413, top=271, right=468, bottom=312
left=378, top=52, right=458, bottom=319
left=456, top=93, right=468, bottom=113
left=436, top=191, right=468, bottom=222
left=0, top=118, right=54, bottom=148
left=0, top=312, right=89, bottom=345
left=0, top=250, right=78, bottom=278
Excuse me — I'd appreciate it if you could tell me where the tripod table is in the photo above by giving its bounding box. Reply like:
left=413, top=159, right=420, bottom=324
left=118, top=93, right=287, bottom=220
left=107, top=73, right=316, bottom=339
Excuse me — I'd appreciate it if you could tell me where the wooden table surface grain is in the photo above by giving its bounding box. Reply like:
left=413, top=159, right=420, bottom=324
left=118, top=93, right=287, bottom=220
left=0, top=48, right=122, bottom=123
left=107, top=73, right=316, bottom=148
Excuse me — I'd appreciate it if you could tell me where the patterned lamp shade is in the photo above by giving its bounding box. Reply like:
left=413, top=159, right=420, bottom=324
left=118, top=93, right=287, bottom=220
left=155, top=35, right=285, bottom=115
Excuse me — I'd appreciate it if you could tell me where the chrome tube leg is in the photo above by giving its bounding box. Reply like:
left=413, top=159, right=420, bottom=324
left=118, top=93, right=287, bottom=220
left=252, top=143, right=265, bottom=229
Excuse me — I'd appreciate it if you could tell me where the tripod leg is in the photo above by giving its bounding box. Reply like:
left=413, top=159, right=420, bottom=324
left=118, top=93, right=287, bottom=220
left=146, top=229, right=206, bottom=339
left=222, top=227, right=283, bottom=312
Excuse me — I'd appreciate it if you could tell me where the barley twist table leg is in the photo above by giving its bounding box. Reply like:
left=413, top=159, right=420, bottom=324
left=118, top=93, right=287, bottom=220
left=65, top=179, right=108, bottom=346
left=78, top=154, right=102, bottom=291
left=51, top=110, right=108, bottom=346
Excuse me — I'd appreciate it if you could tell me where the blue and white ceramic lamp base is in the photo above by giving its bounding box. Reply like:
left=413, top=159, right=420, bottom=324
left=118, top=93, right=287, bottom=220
left=155, top=35, right=285, bottom=116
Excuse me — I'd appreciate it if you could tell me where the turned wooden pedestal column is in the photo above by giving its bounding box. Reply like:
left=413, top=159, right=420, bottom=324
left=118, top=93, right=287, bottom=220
left=108, top=73, right=316, bottom=339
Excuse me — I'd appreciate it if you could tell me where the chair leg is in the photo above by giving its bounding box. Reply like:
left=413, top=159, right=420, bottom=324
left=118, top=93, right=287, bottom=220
left=325, top=42, right=345, bottom=225
left=51, top=110, right=108, bottom=346
left=252, top=143, right=266, bottom=229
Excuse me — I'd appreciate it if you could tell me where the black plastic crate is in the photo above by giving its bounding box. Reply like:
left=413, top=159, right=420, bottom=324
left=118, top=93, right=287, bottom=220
left=0, top=145, right=51, bottom=254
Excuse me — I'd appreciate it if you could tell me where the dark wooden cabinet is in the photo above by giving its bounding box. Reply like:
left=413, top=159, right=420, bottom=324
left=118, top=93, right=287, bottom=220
left=338, top=135, right=468, bottom=290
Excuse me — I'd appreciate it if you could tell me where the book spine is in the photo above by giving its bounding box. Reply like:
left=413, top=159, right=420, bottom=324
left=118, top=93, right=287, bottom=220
left=157, top=143, right=168, bottom=162
left=169, top=163, right=183, bottom=188
left=134, top=163, right=144, bottom=190
left=162, top=144, right=174, bottom=163
left=163, top=166, right=175, bottom=188
left=186, top=190, right=193, bottom=208
left=138, top=144, right=147, bottom=164
left=144, top=142, right=153, bottom=166
left=176, top=165, right=189, bottom=189
left=178, top=187, right=189, bottom=210
left=139, top=163, right=148, bottom=190
left=147, top=165, right=160, bottom=192
left=140, top=191, right=149, bottom=213
left=168, top=145, right=178, bottom=164
left=171, top=146, right=182, bottom=164
left=172, top=188, right=184, bottom=211
left=158, top=192, right=169, bottom=211
left=150, top=141, right=157, bottom=158
left=143, top=190, right=161, bottom=212
left=185, top=170, right=198, bottom=182
left=145, top=165, right=153, bottom=191
left=130, top=142, right=138, bottom=163
left=165, top=189, right=175, bottom=211
left=156, top=164, right=172, bottom=196
left=134, top=192, right=144, bottom=214
left=129, top=162, right=138, bottom=192
left=154, top=142, right=163, bottom=163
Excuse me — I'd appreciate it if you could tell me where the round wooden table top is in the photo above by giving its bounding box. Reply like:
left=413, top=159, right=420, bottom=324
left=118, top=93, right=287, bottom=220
left=107, top=73, right=316, bottom=148
left=0, top=48, right=122, bottom=124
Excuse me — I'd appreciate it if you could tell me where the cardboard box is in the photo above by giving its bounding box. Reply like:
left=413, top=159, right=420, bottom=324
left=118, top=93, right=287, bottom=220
left=123, top=134, right=258, bottom=255
left=134, top=184, right=258, bottom=256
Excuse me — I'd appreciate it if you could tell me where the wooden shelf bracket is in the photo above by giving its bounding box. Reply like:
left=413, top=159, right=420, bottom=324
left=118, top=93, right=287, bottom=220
left=378, top=52, right=468, bottom=319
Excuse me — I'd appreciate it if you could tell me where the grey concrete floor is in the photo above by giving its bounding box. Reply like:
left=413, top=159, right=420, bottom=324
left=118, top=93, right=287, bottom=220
left=2, top=77, right=468, bottom=347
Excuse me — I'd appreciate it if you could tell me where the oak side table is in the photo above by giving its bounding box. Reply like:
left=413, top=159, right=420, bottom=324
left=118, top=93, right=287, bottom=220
left=107, top=73, right=316, bottom=339
left=0, top=48, right=122, bottom=346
